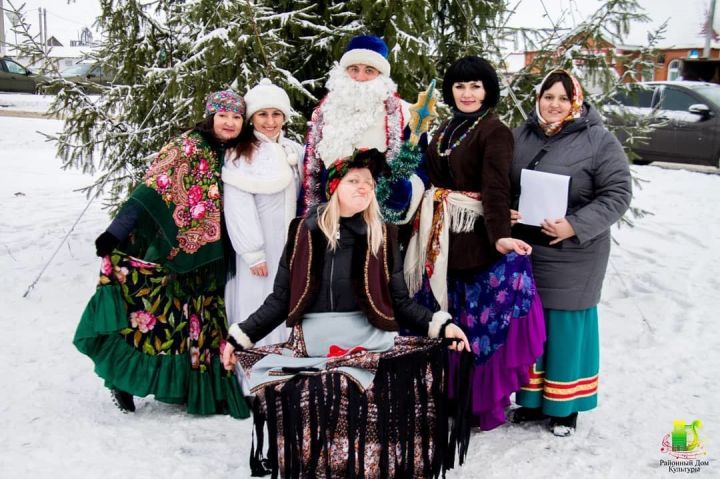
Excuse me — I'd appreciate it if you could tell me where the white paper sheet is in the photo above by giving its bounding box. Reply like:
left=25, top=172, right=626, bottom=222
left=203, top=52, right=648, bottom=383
left=518, top=169, right=571, bottom=227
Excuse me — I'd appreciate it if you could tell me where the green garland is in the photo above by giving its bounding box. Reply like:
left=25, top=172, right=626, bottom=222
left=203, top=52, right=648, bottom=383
left=376, top=141, right=422, bottom=224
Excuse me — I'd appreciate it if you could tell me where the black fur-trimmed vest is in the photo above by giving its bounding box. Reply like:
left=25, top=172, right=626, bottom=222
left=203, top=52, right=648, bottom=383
left=284, top=216, right=399, bottom=331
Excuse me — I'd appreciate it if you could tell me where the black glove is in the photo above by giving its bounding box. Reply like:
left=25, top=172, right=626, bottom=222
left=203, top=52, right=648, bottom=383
left=226, top=334, right=244, bottom=352
left=95, top=231, right=119, bottom=257
left=439, top=319, right=452, bottom=338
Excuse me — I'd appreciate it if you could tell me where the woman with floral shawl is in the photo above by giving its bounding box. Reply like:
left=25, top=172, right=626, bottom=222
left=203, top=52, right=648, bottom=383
left=73, top=91, right=250, bottom=418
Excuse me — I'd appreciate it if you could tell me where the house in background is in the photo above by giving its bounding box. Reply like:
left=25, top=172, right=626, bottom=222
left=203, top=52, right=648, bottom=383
left=5, top=27, right=99, bottom=73
left=8, top=44, right=98, bottom=74
left=45, top=36, right=63, bottom=48
left=516, top=28, right=720, bottom=85
left=618, top=43, right=720, bottom=82
left=655, top=45, right=720, bottom=80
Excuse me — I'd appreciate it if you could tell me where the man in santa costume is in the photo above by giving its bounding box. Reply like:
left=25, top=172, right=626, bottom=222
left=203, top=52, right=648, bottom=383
left=301, top=35, right=426, bottom=224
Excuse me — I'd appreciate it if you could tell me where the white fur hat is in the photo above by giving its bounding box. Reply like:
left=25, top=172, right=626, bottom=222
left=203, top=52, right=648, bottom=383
left=244, top=78, right=293, bottom=121
left=338, top=35, right=391, bottom=76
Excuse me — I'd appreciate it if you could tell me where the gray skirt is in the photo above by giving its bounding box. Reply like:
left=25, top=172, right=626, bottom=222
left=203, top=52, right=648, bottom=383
left=248, top=311, right=397, bottom=392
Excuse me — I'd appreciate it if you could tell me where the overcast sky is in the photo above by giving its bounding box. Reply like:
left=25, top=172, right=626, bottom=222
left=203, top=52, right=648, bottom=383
left=1, top=0, right=716, bottom=49
left=506, top=0, right=715, bottom=48
left=2, top=0, right=101, bottom=45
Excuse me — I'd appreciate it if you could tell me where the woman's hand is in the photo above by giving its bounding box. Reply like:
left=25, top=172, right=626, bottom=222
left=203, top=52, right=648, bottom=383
left=222, top=342, right=237, bottom=371
left=250, top=261, right=268, bottom=277
left=510, top=209, right=521, bottom=226
left=444, top=323, right=471, bottom=352
left=541, top=217, right=575, bottom=245
left=495, top=237, right=532, bottom=255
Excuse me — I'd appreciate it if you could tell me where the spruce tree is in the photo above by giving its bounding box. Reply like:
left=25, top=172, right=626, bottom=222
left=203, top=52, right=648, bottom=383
left=36, top=0, right=514, bottom=206
left=7, top=0, right=651, bottom=208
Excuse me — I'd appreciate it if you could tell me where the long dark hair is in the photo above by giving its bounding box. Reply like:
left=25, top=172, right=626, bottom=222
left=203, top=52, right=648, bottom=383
left=231, top=122, right=260, bottom=162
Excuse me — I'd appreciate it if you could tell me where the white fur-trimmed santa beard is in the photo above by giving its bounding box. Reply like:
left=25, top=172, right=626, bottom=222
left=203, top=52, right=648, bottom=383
left=316, top=64, right=398, bottom=167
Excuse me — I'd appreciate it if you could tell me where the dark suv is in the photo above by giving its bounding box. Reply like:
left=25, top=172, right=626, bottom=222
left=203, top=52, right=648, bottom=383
left=604, top=81, right=720, bottom=167
left=0, top=56, right=50, bottom=93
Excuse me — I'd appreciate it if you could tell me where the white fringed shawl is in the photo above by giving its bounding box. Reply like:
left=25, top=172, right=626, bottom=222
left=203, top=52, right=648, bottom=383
left=404, top=187, right=484, bottom=309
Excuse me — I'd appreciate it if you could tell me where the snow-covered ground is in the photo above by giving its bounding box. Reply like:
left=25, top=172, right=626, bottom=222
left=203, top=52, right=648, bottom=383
left=0, top=93, right=56, bottom=113
left=0, top=115, right=717, bottom=478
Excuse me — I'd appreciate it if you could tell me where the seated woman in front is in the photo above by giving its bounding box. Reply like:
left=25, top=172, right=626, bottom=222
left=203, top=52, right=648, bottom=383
left=222, top=148, right=470, bottom=479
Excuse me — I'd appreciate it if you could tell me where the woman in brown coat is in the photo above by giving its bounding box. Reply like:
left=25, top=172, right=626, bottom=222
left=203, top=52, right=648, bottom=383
left=404, top=56, right=545, bottom=430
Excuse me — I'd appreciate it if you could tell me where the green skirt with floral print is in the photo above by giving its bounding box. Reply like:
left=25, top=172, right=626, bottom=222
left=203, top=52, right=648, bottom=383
left=74, top=251, right=249, bottom=419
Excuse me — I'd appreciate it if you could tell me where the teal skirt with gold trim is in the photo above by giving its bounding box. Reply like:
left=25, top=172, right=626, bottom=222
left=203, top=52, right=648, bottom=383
left=515, top=307, right=599, bottom=417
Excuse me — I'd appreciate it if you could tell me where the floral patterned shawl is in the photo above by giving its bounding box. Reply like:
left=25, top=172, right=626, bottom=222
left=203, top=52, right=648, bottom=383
left=127, top=130, right=226, bottom=276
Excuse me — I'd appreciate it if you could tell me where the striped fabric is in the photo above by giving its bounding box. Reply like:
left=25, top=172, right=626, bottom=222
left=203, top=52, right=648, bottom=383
left=516, top=307, right=599, bottom=417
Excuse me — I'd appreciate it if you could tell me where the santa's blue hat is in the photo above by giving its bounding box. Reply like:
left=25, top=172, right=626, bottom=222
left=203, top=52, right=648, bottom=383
left=339, top=35, right=391, bottom=76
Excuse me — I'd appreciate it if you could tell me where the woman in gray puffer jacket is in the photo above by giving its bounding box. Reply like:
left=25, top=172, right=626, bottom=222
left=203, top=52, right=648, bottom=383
left=508, top=70, right=631, bottom=436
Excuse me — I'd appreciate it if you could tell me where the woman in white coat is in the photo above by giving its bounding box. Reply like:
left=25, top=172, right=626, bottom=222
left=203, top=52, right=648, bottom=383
left=223, top=79, right=303, bottom=350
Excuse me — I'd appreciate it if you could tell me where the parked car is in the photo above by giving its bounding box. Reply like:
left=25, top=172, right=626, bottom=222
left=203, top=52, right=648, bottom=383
left=59, top=62, right=111, bottom=93
left=604, top=81, right=720, bottom=167
left=0, top=57, right=50, bottom=93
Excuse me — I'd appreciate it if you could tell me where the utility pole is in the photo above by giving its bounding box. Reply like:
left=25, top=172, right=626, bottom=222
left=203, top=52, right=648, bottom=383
left=43, top=7, right=47, bottom=53
left=0, top=0, right=6, bottom=56
left=704, top=0, right=718, bottom=58
left=38, top=7, right=43, bottom=50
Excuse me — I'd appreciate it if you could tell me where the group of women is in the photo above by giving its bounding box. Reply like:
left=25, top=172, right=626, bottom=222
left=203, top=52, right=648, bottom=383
left=74, top=48, right=631, bottom=477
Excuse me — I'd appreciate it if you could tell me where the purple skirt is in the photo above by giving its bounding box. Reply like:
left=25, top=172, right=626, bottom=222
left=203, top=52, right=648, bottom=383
left=414, top=252, right=546, bottom=430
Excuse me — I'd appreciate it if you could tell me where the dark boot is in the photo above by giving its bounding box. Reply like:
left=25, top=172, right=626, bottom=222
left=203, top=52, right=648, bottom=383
left=549, top=412, right=578, bottom=437
left=250, top=457, right=272, bottom=477
left=111, top=388, right=136, bottom=413
left=508, top=407, right=546, bottom=424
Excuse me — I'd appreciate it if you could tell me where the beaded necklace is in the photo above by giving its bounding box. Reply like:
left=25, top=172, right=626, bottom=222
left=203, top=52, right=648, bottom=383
left=444, top=119, right=467, bottom=149
left=435, top=109, right=489, bottom=158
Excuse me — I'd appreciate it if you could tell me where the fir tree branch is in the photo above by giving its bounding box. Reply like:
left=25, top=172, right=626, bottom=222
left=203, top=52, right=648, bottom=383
left=245, top=0, right=271, bottom=76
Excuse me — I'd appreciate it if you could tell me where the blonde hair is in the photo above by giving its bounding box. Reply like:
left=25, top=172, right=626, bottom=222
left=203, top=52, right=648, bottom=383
left=317, top=184, right=384, bottom=256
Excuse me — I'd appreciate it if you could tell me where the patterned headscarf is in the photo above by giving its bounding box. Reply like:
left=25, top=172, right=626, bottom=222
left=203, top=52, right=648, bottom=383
left=325, top=148, right=387, bottom=199
left=535, top=69, right=584, bottom=136
left=205, top=90, right=246, bottom=117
